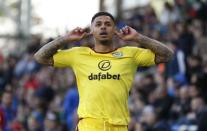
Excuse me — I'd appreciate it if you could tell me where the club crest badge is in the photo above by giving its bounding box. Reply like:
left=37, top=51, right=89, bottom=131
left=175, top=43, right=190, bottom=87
left=112, top=52, right=123, bottom=58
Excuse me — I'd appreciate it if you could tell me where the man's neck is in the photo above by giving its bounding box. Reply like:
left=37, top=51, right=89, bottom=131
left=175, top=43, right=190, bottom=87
left=94, top=40, right=114, bottom=53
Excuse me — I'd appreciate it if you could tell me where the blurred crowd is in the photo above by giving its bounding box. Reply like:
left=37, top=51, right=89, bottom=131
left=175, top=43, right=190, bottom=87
left=0, top=0, right=207, bottom=131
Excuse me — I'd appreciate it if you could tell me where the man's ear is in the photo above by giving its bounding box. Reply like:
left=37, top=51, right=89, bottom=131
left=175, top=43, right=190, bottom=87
left=90, top=24, right=94, bottom=33
left=111, top=26, right=115, bottom=34
left=114, top=27, right=120, bottom=35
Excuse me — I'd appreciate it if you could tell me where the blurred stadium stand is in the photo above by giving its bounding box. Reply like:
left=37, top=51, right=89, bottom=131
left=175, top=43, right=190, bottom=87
left=1, top=0, right=207, bottom=131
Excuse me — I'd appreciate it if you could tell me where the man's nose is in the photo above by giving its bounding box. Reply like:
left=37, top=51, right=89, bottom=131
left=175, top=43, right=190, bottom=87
left=100, top=25, right=106, bottom=30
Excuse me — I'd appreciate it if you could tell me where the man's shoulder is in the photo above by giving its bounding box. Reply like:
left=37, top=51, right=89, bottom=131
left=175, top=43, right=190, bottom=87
left=119, top=46, right=143, bottom=50
left=70, top=46, right=89, bottom=51
left=61, top=46, right=90, bottom=53
left=119, top=46, right=145, bottom=53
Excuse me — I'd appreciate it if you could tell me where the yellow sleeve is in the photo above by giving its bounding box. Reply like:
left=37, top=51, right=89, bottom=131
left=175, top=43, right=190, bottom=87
left=53, top=48, right=76, bottom=68
left=134, top=48, right=155, bottom=66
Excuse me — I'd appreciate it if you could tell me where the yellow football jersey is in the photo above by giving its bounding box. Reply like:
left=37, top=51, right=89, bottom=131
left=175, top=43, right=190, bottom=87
left=53, top=46, right=155, bottom=125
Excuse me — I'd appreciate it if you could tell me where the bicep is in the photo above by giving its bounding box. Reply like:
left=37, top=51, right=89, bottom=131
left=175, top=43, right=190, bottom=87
left=34, top=53, right=54, bottom=66
left=43, top=58, right=54, bottom=66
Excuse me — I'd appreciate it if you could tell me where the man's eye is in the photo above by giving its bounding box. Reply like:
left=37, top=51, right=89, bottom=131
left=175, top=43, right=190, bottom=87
left=96, top=24, right=101, bottom=26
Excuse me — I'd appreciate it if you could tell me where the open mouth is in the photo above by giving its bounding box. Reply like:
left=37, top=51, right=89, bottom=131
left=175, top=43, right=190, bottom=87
left=100, top=32, right=108, bottom=36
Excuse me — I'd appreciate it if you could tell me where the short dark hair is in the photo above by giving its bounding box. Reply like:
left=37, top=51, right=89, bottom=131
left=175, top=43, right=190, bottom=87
left=91, top=11, right=115, bottom=23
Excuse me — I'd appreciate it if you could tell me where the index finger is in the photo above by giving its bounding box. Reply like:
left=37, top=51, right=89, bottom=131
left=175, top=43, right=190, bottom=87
left=115, top=30, right=123, bottom=37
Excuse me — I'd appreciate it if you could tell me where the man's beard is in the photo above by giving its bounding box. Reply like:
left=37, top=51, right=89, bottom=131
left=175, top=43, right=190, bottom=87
left=99, top=39, right=111, bottom=45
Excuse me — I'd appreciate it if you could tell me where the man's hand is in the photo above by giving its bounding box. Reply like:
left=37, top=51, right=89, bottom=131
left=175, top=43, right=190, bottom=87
left=64, top=27, right=91, bottom=42
left=115, top=26, right=140, bottom=41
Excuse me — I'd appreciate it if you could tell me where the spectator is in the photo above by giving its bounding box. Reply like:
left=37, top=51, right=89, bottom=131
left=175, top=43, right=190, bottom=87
left=27, top=111, right=44, bottom=131
left=63, top=85, right=79, bottom=130
left=44, top=111, right=61, bottom=131
left=0, top=106, right=5, bottom=130
left=165, top=42, right=186, bottom=78
left=140, top=105, right=170, bottom=131
left=0, top=90, right=16, bottom=131
left=191, top=97, right=207, bottom=131
left=160, top=2, right=181, bottom=25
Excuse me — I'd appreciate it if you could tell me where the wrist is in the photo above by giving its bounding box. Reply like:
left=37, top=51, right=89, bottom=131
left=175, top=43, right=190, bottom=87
left=62, top=36, right=74, bottom=43
left=62, top=36, right=70, bottom=42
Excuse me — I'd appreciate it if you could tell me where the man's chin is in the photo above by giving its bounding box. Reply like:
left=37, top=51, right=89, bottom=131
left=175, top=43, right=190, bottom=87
left=99, top=39, right=111, bottom=45
left=95, top=37, right=112, bottom=45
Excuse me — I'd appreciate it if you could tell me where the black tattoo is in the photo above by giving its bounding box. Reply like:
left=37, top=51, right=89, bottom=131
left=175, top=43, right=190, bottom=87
left=34, top=37, right=68, bottom=66
left=136, top=35, right=174, bottom=64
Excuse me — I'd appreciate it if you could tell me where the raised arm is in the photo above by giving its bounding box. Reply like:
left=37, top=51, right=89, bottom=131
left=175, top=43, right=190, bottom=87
left=134, top=34, right=174, bottom=64
left=115, top=26, right=174, bottom=64
left=34, top=27, right=90, bottom=66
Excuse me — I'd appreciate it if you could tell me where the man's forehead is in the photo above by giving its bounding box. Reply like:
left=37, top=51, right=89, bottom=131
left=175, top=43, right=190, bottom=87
left=93, top=16, right=113, bottom=23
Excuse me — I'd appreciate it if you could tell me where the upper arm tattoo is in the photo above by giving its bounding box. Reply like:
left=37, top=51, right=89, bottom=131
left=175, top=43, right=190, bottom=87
left=137, top=35, right=174, bottom=64
left=34, top=37, right=67, bottom=66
